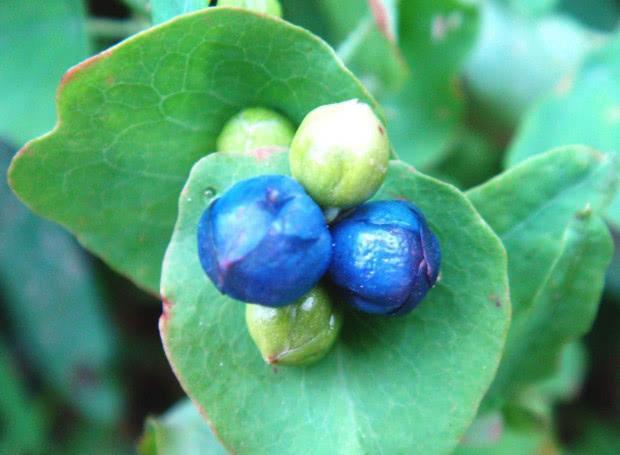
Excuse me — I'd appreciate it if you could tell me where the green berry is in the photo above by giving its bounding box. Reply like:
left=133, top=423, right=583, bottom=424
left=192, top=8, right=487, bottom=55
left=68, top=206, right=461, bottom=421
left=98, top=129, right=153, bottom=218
left=245, top=286, right=342, bottom=366
left=216, top=107, right=295, bottom=153
left=218, top=0, right=283, bottom=18
left=289, top=99, right=390, bottom=208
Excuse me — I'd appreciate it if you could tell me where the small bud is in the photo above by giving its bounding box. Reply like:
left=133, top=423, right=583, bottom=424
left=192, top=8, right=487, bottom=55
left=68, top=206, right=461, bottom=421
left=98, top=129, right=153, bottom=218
left=328, top=200, right=441, bottom=315
left=246, top=286, right=342, bottom=365
left=197, top=175, right=332, bottom=306
left=289, top=99, right=390, bottom=208
left=216, top=107, right=295, bottom=153
left=218, top=0, right=283, bottom=18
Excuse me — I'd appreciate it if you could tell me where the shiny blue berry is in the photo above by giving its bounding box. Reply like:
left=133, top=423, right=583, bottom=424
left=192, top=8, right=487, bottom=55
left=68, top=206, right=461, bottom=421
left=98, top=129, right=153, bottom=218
left=197, top=175, right=332, bottom=306
left=328, top=200, right=441, bottom=316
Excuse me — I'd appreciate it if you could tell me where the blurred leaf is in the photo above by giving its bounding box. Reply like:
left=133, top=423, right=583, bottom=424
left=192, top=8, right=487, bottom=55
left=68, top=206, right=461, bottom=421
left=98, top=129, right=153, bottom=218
left=0, top=142, right=122, bottom=423
left=0, top=341, right=47, bottom=454
left=139, top=399, right=226, bottom=455
left=605, top=230, right=620, bottom=300
left=570, top=420, right=620, bottom=454
left=428, top=127, right=503, bottom=190
left=337, top=2, right=408, bottom=97
left=55, top=424, right=133, bottom=455
left=533, top=340, right=587, bottom=403
left=161, top=151, right=510, bottom=453
left=507, top=34, right=620, bottom=226
left=280, top=0, right=332, bottom=41
left=503, top=0, right=560, bottom=17
left=559, top=0, right=620, bottom=31
left=0, top=0, right=90, bottom=146
left=123, top=0, right=152, bottom=16
left=457, top=416, right=555, bottom=455
left=8, top=8, right=378, bottom=294
left=464, top=2, right=596, bottom=128
left=383, top=0, right=480, bottom=168
left=468, top=146, right=616, bottom=410
left=151, top=0, right=208, bottom=23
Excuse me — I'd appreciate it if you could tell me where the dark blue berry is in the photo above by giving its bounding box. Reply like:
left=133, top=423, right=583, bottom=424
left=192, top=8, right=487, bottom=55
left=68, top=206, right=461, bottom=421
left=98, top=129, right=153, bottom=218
left=328, top=200, right=441, bottom=315
left=197, top=175, right=332, bottom=306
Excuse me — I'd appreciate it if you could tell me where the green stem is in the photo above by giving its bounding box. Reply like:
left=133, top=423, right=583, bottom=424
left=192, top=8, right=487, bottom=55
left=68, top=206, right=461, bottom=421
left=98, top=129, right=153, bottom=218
left=86, top=18, right=150, bottom=40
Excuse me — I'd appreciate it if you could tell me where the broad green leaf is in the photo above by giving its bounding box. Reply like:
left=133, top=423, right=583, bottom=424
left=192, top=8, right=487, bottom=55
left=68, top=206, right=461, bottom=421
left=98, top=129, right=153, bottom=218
left=0, top=0, right=90, bottom=146
left=8, top=8, right=378, bottom=294
left=468, top=146, right=616, bottom=409
left=507, top=34, right=620, bottom=226
left=0, top=142, right=122, bottom=423
left=161, top=151, right=510, bottom=454
left=0, top=341, right=47, bottom=454
left=384, top=0, right=480, bottom=168
left=464, top=2, right=596, bottom=128
left=139, top=399, right=226, bottom=455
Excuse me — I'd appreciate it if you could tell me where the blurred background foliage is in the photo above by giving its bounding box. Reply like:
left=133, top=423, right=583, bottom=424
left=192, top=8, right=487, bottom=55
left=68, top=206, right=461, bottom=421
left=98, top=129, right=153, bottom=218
left=1, top=0, right=620, bottom=453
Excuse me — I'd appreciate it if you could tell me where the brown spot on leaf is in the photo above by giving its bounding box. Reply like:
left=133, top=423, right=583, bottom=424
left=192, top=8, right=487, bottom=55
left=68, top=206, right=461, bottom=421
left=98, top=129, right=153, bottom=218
left=488, top=294, right=502, bottom=308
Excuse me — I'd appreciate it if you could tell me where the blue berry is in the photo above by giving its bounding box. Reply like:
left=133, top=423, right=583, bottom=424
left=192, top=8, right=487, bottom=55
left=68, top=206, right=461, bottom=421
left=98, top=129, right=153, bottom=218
left=197, top=175, right=332, bottom=306
left=328, top=200, right=441, bottom=315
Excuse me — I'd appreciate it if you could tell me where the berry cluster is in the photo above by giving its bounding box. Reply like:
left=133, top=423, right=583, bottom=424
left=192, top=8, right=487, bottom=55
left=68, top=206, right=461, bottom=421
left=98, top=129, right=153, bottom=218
left=197, top=100, right=441, bottom=366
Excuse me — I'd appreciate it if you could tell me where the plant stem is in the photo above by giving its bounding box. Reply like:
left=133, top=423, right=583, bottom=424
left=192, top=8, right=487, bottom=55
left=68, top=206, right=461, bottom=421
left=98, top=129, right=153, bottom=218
left=86, top=18, right=150, bottom=40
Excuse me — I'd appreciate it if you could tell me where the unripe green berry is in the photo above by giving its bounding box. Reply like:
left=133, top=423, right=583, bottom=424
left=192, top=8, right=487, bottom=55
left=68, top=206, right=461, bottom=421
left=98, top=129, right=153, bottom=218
left=216, top=107, right=295, bottom=153
left=289, top=99, right=390, bottom=208
left=245, top=286, right=342, bottom=366
left=218, top=0, right=283, bottom=18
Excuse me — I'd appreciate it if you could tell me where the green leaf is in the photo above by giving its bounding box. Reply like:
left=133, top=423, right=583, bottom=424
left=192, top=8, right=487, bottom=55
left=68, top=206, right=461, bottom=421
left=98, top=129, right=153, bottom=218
left=383, top=0, right=480, bottom=168
left=468, top=146, right=616, bottom=409
left=0, top=0, right=90, bottom=146
left=139, top=399, right=226, bottom=455
left=506, top=34, right=620, bottom=226
left=0, top=341, right=47, bottom=454
left=160, top=151, right=510, bottom=453
left=8, top=8, right=378, bottom=294
left=0, top=142, right=122, bottom=423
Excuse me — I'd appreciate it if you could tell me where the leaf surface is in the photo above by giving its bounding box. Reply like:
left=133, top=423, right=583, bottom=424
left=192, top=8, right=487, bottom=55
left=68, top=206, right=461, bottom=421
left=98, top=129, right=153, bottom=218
left=139, top=399, right=226, bottom=455
left=8, top=8, right=377, bottom=293
left=507, top=35, right=620, bottom=226
left=468, top=146, right=616, bottom=409
left=160, top=151, right=510, bottom=454
left=383, top=0, right=479, bottom=168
